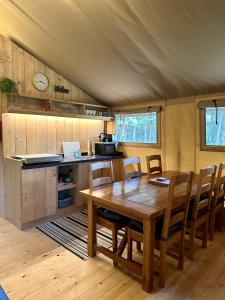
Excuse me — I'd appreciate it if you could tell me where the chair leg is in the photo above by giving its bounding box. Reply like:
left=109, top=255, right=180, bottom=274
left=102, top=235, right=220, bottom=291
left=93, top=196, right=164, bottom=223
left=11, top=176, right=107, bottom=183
left=202, top=215, right=209, bottom=249
left=112, top=228, right=118, bottom=266
left=127, top=230, right=133, bottom=261
left=188, top=222, right=196, bottom=261
left=136, top=241, right=142, bottom=252
left=159, top=241, right=167, bottom=288
left=178, top=230, right=185, bottom=270
left=209, top=209, right=215, bottom=241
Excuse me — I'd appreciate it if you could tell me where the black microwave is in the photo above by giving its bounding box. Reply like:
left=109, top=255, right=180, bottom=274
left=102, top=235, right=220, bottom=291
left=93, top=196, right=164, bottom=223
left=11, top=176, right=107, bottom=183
left=95, top=142, right=117, bottom=156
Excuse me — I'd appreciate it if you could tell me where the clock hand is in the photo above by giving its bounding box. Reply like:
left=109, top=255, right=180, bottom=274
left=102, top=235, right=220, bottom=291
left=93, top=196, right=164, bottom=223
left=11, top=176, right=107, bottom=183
left=38, top=80, right=45, bottom=84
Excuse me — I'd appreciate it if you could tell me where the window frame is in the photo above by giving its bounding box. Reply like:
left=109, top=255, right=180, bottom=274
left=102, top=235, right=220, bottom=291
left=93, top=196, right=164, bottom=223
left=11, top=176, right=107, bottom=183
left=200, top=106, right=225, bottom=152
left=114, top=110, right=161, bottom=148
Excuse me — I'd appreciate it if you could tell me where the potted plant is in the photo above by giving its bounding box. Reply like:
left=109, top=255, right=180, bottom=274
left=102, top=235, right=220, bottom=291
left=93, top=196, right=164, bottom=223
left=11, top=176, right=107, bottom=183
left=0, top=75, right=18, bottom=93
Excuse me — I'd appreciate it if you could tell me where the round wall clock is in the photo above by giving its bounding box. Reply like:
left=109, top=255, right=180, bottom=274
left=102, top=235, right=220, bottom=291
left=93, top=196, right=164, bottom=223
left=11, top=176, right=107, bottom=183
left=33, top=72, right=49, bottom=91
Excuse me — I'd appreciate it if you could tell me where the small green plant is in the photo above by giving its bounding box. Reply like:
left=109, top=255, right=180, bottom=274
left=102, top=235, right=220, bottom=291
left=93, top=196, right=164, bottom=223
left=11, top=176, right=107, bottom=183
left=0, top=75, right=17, bottom=93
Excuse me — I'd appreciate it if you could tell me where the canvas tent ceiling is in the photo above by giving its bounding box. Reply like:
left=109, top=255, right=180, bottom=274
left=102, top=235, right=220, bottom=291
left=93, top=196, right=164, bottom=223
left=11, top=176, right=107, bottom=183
left=1, top=0, right=225, bottom=105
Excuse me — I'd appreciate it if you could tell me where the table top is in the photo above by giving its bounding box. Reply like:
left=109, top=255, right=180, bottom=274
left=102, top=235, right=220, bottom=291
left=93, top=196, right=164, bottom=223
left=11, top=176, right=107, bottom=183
left=80, top=170, right=198, bottom=221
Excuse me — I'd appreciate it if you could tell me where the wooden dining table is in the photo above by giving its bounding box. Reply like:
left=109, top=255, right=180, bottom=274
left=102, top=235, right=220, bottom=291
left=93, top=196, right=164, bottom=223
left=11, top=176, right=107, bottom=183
left=79, top=171, right=197, bottom=292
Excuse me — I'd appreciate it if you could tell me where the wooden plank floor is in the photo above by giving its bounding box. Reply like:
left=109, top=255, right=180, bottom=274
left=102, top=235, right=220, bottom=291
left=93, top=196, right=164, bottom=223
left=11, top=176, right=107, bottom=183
left=0, top=217, right=225, bottom=300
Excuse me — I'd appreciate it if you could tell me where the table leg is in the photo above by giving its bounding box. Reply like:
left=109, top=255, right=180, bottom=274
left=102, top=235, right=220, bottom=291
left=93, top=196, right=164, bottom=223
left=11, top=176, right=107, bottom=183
left=88, top=198, right=97, bottom=257
left=142, top=218, right=154, bottom=292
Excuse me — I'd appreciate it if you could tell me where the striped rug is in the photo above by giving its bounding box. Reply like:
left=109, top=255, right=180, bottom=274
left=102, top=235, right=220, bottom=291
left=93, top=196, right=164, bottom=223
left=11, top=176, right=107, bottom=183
left=36, top=211, right=124, bottom=260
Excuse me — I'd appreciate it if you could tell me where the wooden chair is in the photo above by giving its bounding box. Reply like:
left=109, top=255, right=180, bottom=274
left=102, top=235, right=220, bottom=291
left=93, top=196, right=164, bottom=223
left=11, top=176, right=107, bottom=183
left=123, top=157, right=142, bottom=180
left=186, top=165, right=217, bottom=260
left=89, top=161, right=129, bottom=260
left=127, top=172, right=193, bottom=288
left=146, top=154, right=162, bottom=176
left=209, top=162, right=225, bottom=241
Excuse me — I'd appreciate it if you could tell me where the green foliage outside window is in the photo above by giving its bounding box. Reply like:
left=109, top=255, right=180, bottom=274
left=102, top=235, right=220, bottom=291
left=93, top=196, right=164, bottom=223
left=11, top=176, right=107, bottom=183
left=115, top=113, right=157, bottom=144
left=205, top=107, right=225, bottom=146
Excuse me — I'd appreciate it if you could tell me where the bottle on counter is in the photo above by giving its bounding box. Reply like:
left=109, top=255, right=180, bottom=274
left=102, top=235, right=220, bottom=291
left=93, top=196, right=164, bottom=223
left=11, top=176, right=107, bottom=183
left=87, top=138, right=93, bottom=156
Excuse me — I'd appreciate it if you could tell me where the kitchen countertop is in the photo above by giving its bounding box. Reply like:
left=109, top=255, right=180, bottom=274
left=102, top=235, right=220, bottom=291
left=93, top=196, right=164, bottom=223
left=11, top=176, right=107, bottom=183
left=21, top=153, right=124, bottom=169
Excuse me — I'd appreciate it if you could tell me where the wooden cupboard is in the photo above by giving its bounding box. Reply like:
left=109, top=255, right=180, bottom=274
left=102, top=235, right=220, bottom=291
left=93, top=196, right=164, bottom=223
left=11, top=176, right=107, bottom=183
left=5, top=158, right=57, bottom=229
left=4, top=157, right=124, bottom=229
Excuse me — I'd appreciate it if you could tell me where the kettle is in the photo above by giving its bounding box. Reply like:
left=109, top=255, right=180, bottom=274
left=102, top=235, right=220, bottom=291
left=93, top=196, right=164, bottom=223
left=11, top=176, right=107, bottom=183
left=99, top=133, right=112, bottom=142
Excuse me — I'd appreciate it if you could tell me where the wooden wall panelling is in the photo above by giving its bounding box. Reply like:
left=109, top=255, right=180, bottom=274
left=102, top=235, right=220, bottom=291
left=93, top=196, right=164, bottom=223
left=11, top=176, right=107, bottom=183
left=72, top=118, right=80, bottom=142
left=63, top=79, right=72, bottom=101
left=71, top=85, right=80, bottom=101
left=79, top=119, right=88, bottom=152
left=64, top=117, right=73, bottom=142
left=80, top=90, right=96, bottom=104
left=55, top=117, right=65, bottom=154
left=88, top=119, right=103, bottom=143
left=24, top=51, right=35, bottom=96
left=1, top=36, right=12, bottom=78
left=54, top=72, right=64, bottom=100
left=14, top=113, right=26, bottom=154
left=2, top=113, right=104, bottom=156
left=46, top=116, right=56, bottom=153
left=26, top=114, right=37, bottom=154
left=36, top=115, right=47, bottom=153
left=2, top=113, right=15, bottom=157
left=12, top=43, right=24, bottom=93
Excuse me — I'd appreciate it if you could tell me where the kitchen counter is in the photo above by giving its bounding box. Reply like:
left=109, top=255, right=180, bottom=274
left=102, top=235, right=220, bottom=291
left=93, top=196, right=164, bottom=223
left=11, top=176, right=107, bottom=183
left=21, top=153, right=124, bottom=169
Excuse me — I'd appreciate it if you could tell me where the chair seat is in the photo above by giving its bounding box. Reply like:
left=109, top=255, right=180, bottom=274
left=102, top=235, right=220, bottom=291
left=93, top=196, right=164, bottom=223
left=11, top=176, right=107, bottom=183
left=97, top=207, right=128, bottom=222
left=130, top=218, right=183, bottom=240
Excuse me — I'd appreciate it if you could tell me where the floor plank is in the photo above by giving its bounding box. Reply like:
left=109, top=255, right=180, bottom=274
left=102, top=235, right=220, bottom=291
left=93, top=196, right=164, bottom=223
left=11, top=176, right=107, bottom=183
left=0, top=218, right=225, bottom=300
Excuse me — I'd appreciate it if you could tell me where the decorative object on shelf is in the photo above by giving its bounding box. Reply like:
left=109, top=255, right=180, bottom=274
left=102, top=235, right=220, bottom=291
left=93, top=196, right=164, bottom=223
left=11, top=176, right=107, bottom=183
left=42, top=103, right=50, bottom=111
left=0, top=75, right=17, bottom=93
left=55, top=85, right=69, bottom=94
left=33, top=72, right=49, bottom=91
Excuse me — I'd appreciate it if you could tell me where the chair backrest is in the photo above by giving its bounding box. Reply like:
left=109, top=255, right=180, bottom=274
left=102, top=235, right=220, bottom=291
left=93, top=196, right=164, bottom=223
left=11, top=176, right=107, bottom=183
left=146, top=154, right=162, bottom=176
left=89, top=161, right=114, bottom=188
left=191, top=165, right=217, bottom=220
left=212, top=162, right=225, bottom=207
left=162, top=172, right=194, bottom=239
left=123, top=157, right=142, bottom=180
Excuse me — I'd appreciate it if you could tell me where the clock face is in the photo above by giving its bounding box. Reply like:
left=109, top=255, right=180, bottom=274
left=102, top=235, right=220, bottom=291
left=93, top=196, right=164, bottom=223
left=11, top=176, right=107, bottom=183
left=33, top=73, right=49, bottom=91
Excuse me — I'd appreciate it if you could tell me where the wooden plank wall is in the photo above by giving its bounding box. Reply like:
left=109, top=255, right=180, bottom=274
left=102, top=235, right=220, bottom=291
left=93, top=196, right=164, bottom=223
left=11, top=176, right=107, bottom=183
left=2, top=113, right=104, bottom=157
left=5, top=36, right=99, bottom=104
left=0, top=35, right=103, bottom=217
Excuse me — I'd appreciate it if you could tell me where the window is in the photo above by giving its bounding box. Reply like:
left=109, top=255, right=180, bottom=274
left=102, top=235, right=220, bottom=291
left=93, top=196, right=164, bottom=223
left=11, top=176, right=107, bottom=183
left=115, top=112, right=160, bottom=146
left=200, top=104, right=225, bottom=151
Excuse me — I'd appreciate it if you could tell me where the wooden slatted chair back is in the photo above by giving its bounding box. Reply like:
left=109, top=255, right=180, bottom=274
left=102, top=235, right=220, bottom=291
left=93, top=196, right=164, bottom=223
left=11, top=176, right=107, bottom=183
left=212, top=162, right=225, bottom=207
left=123, top=157, right=142, bottom=180
left=89, top=161, right=114, bottom=188
left=161, top=172, right=194, bottom=240
left=191, top=166, right=217, bottom=220
left=146, top=154, right=162, bottom=176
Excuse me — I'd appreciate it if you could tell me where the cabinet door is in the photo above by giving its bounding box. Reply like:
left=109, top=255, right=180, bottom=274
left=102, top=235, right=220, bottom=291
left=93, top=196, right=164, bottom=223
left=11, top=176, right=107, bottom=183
left=21, top=167, right=57, bottom=223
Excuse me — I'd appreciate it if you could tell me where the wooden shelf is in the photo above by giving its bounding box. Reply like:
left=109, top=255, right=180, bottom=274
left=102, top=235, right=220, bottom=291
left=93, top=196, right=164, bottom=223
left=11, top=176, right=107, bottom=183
left=57, top=182, right=77, bottom=191
left=7, top=107, right=113, bottom=121
left=8, top=93, right=108, bottom=108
